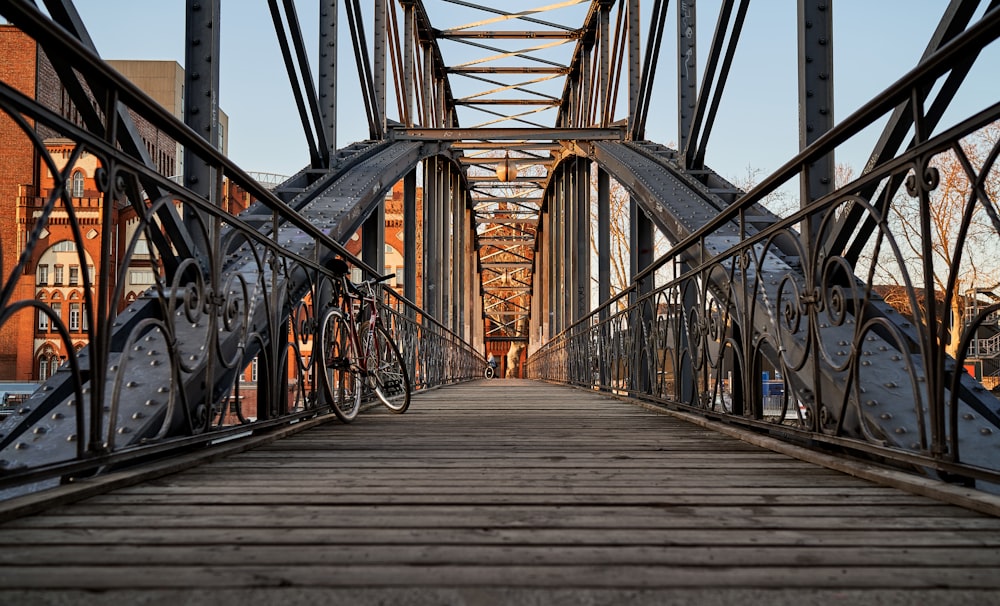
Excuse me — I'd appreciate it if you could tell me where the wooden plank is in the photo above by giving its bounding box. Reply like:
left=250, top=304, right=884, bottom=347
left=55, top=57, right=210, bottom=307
left=1, top=379, right=1000, bottom=601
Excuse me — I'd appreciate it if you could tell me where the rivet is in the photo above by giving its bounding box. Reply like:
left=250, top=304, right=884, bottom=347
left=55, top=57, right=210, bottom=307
left=33, top=427, right=47, bottom=435
left=132, top=412, right=145, bottom=420
left=880, top=413, right=892, bottom=420
left=145, top=399, right=157, bottom=406
left=963, top=413, right=975, bottom=420
left=895, top=427, right=907, bottom=434
left=117, top=427, right=131, bottom=435
left=127, top=381, right=139, bottom=388
left=67, top=434, right=77, bottom=442
left=866, top=400, right=878, bottom=407
left=17, top=407, right=31, bottom=414
left=981, top=428, right=993, bottom=436
left=51, top=412, right=64, bottom=420
left=14, top=442, right=28, bottom=450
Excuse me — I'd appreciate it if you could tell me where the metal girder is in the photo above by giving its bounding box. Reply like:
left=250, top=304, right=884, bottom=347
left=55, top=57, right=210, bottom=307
left=455, top=99, right=562, bottom=106
left=481, top=262, right=533, bottom=268
left=392, top=127, right=623, bottom=140
left=448, top=66, right=570, bottom=74
left=438, top=30, right=580, bottom=39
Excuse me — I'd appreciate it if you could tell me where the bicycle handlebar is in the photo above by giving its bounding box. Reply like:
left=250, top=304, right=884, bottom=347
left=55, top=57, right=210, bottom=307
left=341, top=271, right=394, bottom=298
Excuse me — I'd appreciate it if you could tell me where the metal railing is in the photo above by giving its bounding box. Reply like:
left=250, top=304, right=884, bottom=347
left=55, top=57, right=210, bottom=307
left=529, top=8, right=1000, bottom=491
left=0, top=3, right=482, bottom=499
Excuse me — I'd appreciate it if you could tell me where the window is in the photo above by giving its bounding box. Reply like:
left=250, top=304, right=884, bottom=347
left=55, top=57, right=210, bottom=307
left=54, top=265, right=64, bottom=286
left=53, top=241, right=76, bottom=252
left=38, top=349, right=60, bottom=381
left=69, top=265, right=79, bottom=286
left=51, top=302, right=61, bottom=327
left=88, top=266, right=95, bottom=282
left=250, top=356, right=258, bottom=382
left=395, top=267, right=405, bottom=287
left=38, top=309, right=49, bottom=331
left=37, top=264, right=48, bottom=285
left=130, top=270, right=156, bottom=285
left=134, top=238, right=150, bottom=255
left=69, top=303, right=80, bottom=332
left=71, top=171, right=84, bottom=198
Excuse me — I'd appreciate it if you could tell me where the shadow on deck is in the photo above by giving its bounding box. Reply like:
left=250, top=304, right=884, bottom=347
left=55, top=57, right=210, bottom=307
left=2, top=379, right=1000, bottom=605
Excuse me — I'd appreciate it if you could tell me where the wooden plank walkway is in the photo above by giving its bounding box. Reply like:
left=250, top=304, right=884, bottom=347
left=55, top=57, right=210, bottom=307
left=2, top=379, right=1000, bottom=605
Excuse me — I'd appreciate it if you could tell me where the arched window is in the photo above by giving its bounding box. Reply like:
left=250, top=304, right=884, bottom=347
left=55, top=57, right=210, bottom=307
left=37, top=347, right=60, bottom=381
left=71, top=171, right=84, bottom=198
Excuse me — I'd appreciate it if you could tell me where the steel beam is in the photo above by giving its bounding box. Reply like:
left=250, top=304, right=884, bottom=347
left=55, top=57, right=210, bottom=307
left=374, top=0, right=386, bottom=135
left=678, top=0, right=697, bottom=160
left=627, top=0, right=640, bottom=138
left=392, top=127, right=623, bottom=141
left=797, top=0, right=835, bottom=211
left=183, top=0, right=221, bottom=262
left=319, top=0, right=338, bottom=152
left=448, top=66, right=570, bottom=74
left=403, top=168, right=417, bottom=301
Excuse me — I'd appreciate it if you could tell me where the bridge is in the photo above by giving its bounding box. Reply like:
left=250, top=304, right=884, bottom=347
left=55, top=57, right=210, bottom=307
left=1, top=0, right=1000, bottom=601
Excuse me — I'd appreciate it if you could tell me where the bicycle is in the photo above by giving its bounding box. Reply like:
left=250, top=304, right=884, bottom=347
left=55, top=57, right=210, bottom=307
left=318, top=259, right=411, bottom=422
left=484, top=364, right=495, bottom=379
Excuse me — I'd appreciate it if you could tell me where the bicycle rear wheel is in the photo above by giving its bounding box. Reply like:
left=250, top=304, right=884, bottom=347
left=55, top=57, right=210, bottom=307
left=360, top=323, right=411, bottom=413
left=319, top=308, right=361, bottom=422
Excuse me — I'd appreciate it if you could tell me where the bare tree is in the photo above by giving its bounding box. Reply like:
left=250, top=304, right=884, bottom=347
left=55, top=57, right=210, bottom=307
left=874, top=122, right=1000, bottom=357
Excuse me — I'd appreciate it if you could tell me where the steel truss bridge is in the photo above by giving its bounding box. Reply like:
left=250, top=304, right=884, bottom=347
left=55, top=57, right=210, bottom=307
left=2, top=0, right=1000, bottom=518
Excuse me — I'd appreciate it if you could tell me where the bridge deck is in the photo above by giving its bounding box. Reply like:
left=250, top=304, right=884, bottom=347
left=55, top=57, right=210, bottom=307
left=2, top=380, right=1000, bottom=605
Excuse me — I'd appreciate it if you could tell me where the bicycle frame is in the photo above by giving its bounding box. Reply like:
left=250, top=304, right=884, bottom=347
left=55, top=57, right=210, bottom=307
left=334, top=273, right=387, bottom=377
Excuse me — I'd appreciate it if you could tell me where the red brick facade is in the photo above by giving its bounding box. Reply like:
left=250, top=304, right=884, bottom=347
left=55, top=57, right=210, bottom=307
left=0, top=26, right=39, bottom=379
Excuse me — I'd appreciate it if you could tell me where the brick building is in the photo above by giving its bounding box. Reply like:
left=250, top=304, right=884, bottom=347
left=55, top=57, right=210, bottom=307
left=0, top=24, right=242, bottom=382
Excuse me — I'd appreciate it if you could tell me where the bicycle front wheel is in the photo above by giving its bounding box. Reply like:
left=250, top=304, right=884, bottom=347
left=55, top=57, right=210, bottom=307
left=360, top=323, right=411, bottom=413
left=319, top=308, right=361, bottom=422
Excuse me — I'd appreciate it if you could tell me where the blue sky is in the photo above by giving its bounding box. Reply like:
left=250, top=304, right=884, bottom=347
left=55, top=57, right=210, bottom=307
left=63, top=1, right=1000, bottom=185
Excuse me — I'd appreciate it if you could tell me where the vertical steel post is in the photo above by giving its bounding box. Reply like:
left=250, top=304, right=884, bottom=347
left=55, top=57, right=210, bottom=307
left=575, top=159, right=591, bottom=320
left=627, top=0, right=641, bottom=139
left=374, top=0, right=386, bottom=135
left=362, top=202, right=385, bottom=278
left=598, top=168, right=611, bottom=309
left=441, top=163, right=453, bottom=328
left=319, top=0, right=338, bottom=153
left=403, top=169, right=417, bottom=303
left=678, top=0, right=697, bottom=161
left=452, top=174, right=464, bottom=335
left=183, top=0, right=221, bottom=261
left=403, top=4, right=415, bottom=127
left=798, top=0, right=834, bottom=217
left=423, top=158, right=438, bottom=320
left=422, top=43, right=433, bottom=126
left=597, top=167, right=611, bottom=388
left=630, top=198, right=654, bottom=392
left=581, top=43, right=592, bottom=127
left=564, top=164, right=576, bottom=326
left=599, top=3, right=611, bottom=127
